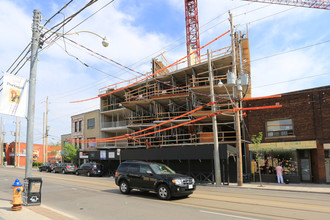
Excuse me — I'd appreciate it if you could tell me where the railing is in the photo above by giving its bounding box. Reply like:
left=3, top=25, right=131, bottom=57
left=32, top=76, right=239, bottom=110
left=190, top=75, right=226, bottom=87
left=124, top=84, right=189, bottom=102
left=126, top=131, right=236, bottom=147
left=101, top=103, right=124, bottom=112
left=98, top=46, right=232, bottom=96
left=128, top=111, right=190, bottom=125
left=102, top=120, right=129, bottom=128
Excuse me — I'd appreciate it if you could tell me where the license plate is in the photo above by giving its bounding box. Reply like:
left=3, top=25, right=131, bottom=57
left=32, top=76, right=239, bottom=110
left=188, top=184, right=193, bottom=189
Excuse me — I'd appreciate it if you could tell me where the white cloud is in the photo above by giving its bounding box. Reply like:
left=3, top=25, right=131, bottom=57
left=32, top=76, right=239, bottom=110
left=0, top=0, right=329, bottom=144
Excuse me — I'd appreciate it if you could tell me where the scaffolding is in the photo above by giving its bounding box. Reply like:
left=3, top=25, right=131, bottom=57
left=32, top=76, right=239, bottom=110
left=99, top=35, right=250, bottom=150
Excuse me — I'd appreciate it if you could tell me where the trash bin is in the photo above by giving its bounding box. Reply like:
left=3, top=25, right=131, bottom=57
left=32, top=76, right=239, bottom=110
left=22, top=177, right=42, bottom=206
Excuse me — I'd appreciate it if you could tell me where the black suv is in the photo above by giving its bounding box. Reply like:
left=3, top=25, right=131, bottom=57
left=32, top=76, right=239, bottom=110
left=75, top=163, right=103, bottom=177
left=115, top=161, right=196, bottom=200
left=39, top=162, right=54, bottom=172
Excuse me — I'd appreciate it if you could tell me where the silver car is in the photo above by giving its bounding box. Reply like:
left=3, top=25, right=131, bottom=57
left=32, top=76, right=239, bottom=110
left=53, top=163, right=76, bottom=174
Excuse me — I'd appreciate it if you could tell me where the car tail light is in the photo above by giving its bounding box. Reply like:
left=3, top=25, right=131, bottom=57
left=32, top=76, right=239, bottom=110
left=66, top=166, right=70, bottom=168
left=115, top=172, right=118, bottom=178
left=49, top=165, right=52, bottom=167
left=75, top=167, right=77, bottom=169
left=92, top=168, right=94, bottom=171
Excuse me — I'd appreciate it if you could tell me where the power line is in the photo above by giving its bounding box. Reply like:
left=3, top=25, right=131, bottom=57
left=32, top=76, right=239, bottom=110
left=252, top=72, right=330, bottom=89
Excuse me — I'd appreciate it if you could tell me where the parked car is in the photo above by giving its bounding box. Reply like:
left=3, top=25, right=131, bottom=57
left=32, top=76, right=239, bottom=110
left=53, top=163, right=76, bottom=174
left=75, top=163, right=104, bottom=177
left=39, top=162, right=54, bottom=172
left=115, top=161, right=196, bottom=200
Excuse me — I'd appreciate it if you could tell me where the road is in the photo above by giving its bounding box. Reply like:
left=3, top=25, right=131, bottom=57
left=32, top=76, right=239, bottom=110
left=1, top=166, right=330, bottom=220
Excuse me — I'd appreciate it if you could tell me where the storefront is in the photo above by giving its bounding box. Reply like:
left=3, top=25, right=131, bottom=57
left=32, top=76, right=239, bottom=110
left=325, top=143, right=330, bottom=183
left=249, top=141, right=317, bottom=183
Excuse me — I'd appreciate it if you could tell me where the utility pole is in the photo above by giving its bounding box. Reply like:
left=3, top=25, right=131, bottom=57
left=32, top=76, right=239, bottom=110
left=2, top=123, right=6, bottom=165
left=0, top=118, right=2, bottom=166
left=229, top=11, right=243, bottom=186
left=45, top=96, right=49, bottom=163
left=18, top=121, right=21, bottom=167
left=208, top=49, right=221, bottom=185
left=14, top=117, right=18, bottom=168
left=25, top=9, right=41, bottom=178
left=43, top=112, right=45, bottom=164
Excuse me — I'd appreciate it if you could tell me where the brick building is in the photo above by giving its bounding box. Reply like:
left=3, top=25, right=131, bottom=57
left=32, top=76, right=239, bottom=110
left=6, top=142, right=61, bottom=166
left=244, top=86, right=330, bottom=183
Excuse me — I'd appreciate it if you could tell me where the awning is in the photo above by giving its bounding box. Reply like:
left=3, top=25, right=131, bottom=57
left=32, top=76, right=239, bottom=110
left=249, top=140, right=317, bottom=151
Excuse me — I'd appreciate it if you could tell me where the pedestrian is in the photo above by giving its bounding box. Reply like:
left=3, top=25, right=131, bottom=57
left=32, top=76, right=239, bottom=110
left=276, top=164, right=284, bottom=184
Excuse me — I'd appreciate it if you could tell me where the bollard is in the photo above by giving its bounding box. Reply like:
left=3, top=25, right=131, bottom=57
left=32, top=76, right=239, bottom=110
left=11, top=179, right=23, bottom=211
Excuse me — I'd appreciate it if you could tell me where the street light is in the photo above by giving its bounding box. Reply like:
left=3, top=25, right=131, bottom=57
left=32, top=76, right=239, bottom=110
left=25, top=10, right=109, bottom=178
left=57, top=30, right=109, bottom=47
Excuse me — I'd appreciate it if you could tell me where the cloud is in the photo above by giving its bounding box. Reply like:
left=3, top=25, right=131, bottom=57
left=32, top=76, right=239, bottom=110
left=1, top=0, right=329, bottom=144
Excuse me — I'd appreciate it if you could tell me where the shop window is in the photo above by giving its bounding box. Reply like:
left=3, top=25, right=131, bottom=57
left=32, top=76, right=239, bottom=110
left=325, top=150, right=330, bottom=158
left=266, top=119, right=293, bottom=137
left=251, top=149, right=298, bottom=176
left=87, top=118, right=95, bottom=129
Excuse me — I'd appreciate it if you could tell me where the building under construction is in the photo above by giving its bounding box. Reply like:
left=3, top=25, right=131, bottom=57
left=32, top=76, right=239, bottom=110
left=86, top=33, right=251, bottom=183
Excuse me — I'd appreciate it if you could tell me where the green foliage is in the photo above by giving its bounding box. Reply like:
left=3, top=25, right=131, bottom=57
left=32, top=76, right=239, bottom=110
left=62, top=143, right=78, bottom=164
left=251, top=132, right=263, bottom=186
left=33, top=162, right=42, bottom=167
left=251, top=132, right=264, bottom=163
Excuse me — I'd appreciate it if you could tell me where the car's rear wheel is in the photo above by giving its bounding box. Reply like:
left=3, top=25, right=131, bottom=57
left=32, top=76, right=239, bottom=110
left=157, top=184, right=171, bottom=200
left=119, top=180, right=130, bottom=194
left=53, top=169, right=56, bottom=173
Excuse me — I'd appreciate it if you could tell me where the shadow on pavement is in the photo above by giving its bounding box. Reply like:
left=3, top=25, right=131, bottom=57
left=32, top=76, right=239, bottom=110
left=101, top=188, right=190, bottom=201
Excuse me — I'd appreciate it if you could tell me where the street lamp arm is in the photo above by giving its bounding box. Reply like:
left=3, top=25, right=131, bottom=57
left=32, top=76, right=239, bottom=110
left=40, top=25, right=109, bottom=47
left=65, top=30, right=104, bottom=39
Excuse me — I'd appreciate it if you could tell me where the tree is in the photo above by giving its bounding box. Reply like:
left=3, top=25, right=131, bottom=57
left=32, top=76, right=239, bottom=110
left=251, top=132, right=263, bottom=187
left=62, top=142, right=78, bottom=164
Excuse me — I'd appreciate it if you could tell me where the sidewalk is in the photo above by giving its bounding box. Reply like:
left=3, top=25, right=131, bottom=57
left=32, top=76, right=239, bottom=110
left=0, top=194, right=75, bottom=220
left=202, top=181, right=330, bottom=194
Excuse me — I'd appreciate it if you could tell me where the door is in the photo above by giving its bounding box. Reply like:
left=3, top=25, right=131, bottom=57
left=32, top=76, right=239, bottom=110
left=137, top=164, right=156, bottom=190
left=300, top=150, right=312, bottom=182
left=127, top=163, right=141, bottom=188
left=325, top=158, right=330, bottom=183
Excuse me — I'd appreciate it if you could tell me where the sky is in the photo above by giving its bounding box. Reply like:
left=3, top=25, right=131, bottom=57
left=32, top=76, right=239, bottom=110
left=0, top=0, right=329, bottom=145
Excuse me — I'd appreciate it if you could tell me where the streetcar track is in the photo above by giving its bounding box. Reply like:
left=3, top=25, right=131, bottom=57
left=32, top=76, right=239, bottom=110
left=2, top=167, right=330, bottom=219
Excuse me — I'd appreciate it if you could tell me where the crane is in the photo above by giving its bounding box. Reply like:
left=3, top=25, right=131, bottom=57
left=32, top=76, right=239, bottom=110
left=185, top=0, right=200, bottom=65
left=242, top=0, right=330, bottom=10
left=184, top=0, right=330, bottom=64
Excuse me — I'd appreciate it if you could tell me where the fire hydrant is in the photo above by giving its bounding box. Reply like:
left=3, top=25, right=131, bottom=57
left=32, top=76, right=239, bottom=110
left=11, top=179, right=23, bottom=211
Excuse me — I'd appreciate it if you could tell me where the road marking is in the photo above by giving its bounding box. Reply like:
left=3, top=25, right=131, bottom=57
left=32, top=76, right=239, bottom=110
left=200, top=210, right=261, bottom=220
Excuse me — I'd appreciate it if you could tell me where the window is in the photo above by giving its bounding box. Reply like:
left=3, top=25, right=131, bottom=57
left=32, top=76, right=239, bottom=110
left=74, top=122, right=78, bottom=132
left=87, top=138, right=96, bottom=148
left=87, top=118, right=95, bottom=129
left=128, top=164, right=139, bottom=173
left=266, top=119, right=293, bottom=137
left=140, top=164, right=152, bottom=174
left=78, top=121, right=82, bottom=132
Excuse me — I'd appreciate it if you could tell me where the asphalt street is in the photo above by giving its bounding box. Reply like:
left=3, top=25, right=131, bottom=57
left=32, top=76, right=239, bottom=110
left=1, top=166, right=330, bottom=220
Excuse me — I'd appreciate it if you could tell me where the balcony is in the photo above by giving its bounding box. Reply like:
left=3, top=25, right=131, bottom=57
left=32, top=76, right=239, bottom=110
left=102, top=120, right=129, bottom=129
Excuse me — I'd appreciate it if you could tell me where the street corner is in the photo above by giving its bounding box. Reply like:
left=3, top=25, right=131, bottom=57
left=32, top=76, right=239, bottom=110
left=0, top=199, right=49, bottom=220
